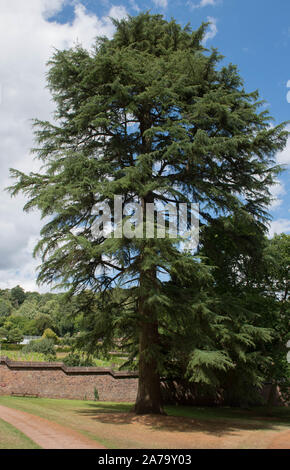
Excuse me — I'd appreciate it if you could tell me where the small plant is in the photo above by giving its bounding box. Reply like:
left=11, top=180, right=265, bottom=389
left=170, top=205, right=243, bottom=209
left=94, top=387, right=99, bottom=401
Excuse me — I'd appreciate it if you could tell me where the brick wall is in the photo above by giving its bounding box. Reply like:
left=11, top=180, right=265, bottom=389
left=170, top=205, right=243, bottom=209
left=0, top=357, right=138, bottom=402
left=1, top=357, right=286, bottom=405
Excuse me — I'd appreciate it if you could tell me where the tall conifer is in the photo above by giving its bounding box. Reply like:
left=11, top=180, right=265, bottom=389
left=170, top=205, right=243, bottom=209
left=9, top=13, right=288, bottom=413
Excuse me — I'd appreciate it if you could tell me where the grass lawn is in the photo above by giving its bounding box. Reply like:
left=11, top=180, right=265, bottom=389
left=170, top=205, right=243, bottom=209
left=0, top=396, right=289, bottom=449
left=0, top=418, right=40, bottom=449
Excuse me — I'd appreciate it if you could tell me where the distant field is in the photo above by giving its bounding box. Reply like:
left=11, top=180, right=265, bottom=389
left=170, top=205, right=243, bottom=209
left=0, top=396, right=289, bottom=449
left=1, top=349, right=127, bottom=369
left=1, top=350, right=47, bottom=362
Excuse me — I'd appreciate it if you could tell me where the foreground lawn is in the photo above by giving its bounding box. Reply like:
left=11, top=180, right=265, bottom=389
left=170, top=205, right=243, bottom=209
left=0, top=396, right=289, bottom=449
left=0, top=418, right=40, bottom=449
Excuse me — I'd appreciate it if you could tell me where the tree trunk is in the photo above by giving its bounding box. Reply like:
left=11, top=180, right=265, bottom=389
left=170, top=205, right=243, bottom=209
left=267, top=383, right=278, bottom=408
left=134, top=230, right=164, bottom=414
left=134, top=318, right=164, bottom=414
left=134, top=117, right=164, bottom=415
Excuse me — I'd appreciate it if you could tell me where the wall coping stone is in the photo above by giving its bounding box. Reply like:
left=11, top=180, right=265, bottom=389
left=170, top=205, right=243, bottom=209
left=0, top=356, right=138, bottom=378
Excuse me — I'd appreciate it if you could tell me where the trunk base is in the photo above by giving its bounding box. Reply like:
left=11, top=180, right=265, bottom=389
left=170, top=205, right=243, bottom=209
left=134, top=401, right=166, bottom=415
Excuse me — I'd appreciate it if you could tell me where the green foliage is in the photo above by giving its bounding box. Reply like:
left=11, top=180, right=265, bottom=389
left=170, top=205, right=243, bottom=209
left=58, top=333, right=74, bottom=346
left=0, top=343, right=23, bottom=351
left=17, top=300, right=40, bottom=320
left=42, top=327, right=58, bottom=343
left=0, top=287, right=82, bottom=340
left=6, top=328, right=24, bottom=344
left=260, top=234, right=290, bottom=403
left=0, top=298, right=13, bottom=321
left=23, top=338, right=56, bottom=359
left=34, top=314, right=54, bottom=335
left=6, top=13, right=289, bottom=411
left=0, top=327, right=8, bottom=341
left=62, top=351, right=94, bottom=367
left=10, top=286, right=26, bottom=307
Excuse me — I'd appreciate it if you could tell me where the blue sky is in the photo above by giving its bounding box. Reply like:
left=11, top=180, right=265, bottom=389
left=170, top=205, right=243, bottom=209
left=0, top=0, right=289, bottom=291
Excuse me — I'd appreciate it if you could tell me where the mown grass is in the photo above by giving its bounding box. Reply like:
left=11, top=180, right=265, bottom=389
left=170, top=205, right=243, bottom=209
left=0, top=418, right=40, bottom=449
left=165, top=404, right=290, bottom=424
left=0, top=396, right=289, bottom=424
left=0, top=396, right=289, bottom=449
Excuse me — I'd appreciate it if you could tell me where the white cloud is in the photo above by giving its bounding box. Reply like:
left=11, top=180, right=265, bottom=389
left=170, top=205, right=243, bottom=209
left=276, top=124, right=290, bottom=164
left=268, top=219, right=290, bottom=238
left=0, top=0, right=127, bottom=292
left=129, top=0, right=141, bottom=12
left=189, top=0, right=219, bottom=9
left=287, top=79, right=290, bottom=104
left=202, top=16, right=218, bottom=44
left=153, top=0, right=168, bottom=8
left=266, top=122, right=290, bottom=232
left=269, top=180, right=286, bottom=209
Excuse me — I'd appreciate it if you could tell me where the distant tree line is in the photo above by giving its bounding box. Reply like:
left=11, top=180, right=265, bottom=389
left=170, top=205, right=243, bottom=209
left=0, top=286, right=82, bottom=343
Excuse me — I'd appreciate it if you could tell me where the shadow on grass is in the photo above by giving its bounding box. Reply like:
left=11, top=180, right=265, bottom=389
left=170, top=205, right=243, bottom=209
left=76, top=403, right=290, bottom=437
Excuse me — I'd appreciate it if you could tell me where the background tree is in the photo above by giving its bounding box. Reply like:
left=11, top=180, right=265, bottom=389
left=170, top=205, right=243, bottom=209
left=6, top=328, right=23, bottom=344
left=8, top=13, right=288, bottom=413
left=33, top=314, right=55, bottom=335
left=10, top=285, right=26, bottom=307
left=0, top=298, right=13, bottom=324
left=261, top=234, right=290, bottom=405
left=17, top=299, right=40, bottom=320
left=196, top=215, right=273, bottom=405
left=0, top=327, right=8, bottom=341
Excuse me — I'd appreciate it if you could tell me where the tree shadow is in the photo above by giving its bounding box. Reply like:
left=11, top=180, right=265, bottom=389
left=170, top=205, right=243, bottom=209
left=76, top=404, right=290, bottom=437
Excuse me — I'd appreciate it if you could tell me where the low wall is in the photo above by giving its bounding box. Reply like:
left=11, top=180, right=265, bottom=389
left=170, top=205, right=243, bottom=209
left=0, top=357, right=138, bottom=402
left=0, top=357, right=287, bottom=405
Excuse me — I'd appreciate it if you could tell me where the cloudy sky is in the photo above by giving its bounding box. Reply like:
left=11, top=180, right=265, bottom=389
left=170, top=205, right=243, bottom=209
left=0, top=0, right=289, bottom=292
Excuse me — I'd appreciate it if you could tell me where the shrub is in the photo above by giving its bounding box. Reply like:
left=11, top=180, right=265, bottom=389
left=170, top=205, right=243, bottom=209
left=7, top=328, right=24, bottom=344
left=55, top=345, right=71, bottom=353
left=58, top=333, right=74, bottom=347
left=63, top=352, right=94, bottom=367
left=0, top=343, right=23, bottom=351
left=23, top=337, right=56, bottom=358
left=42, top=328, right=58, bottom=344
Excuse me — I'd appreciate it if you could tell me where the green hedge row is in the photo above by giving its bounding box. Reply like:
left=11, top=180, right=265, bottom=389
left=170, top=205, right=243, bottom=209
left=0, top=343, right=24, bottom=351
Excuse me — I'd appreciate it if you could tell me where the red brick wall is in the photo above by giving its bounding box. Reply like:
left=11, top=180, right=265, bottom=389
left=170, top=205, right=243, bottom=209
left=0, top=357, right=138, bottom=402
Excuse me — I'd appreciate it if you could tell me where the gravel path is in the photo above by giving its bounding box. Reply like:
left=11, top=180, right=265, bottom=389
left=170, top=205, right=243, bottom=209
left=0, top=405, right=105, bottom=449
left=267, top=429, right=290, bottom=449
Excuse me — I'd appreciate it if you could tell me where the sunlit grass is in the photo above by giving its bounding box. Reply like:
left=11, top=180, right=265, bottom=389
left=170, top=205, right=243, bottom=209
left=0, top=418, right=40, bottom=449
left=1, top=349, right=129, bottom=369
left=0, top=396, right=289, bottom=449
left=1, top=350, right=47, bottom=362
